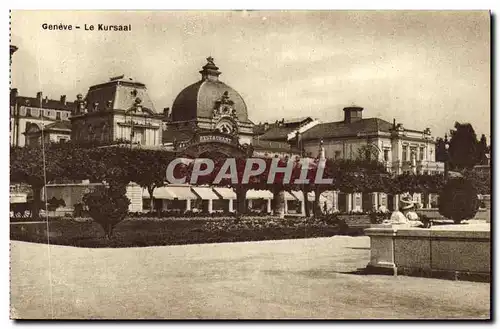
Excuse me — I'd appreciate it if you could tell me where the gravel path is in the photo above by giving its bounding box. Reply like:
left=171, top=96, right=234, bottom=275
left=10, top=237, right=490, bottom=319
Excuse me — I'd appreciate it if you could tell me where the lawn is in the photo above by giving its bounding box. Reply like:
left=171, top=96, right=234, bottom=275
left=10, top=216, right=345, bottom=248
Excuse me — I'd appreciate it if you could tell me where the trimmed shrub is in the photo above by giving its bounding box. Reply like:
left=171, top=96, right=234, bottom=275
left=83, top=184, right=131, bottom=238
left=439, top=178, right=480, bottom=224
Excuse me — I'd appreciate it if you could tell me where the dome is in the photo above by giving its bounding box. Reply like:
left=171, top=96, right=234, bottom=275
left=171, top=57, right=249, bottom=123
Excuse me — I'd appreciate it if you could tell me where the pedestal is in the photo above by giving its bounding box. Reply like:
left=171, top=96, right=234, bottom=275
left=365, top=227, right=398, bottom=275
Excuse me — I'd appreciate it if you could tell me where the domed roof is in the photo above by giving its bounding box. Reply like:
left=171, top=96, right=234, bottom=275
left=171, top=57, right=249, bottom=123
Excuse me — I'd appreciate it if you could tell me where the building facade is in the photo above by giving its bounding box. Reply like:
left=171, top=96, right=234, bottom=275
left=10, top=89, right=74, bottom=147
left=70, top=75, right=165, bottom=146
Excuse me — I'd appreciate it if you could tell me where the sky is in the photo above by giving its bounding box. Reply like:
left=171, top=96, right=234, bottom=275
left=10, top=10, right=491, bottom=141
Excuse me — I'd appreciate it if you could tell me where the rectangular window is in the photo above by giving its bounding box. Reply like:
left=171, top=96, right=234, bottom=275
left=26, top=108, right=31, bottom=117
left=56, top=112, right=61, bottom=121
left=334, top=151, right=341, bottom=160
left=402, top=145, right=408, bottom=162
left=420, top=147, right=425, bottom=161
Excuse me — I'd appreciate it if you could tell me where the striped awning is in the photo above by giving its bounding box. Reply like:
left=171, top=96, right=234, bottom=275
left=284, top=191, right=297, bottom=201
left=213, top=187, right=237, bottom=200
left=192, top=187, right=220, bottom=200
left=143, top=185, right=197, bottom=200
left=246, top=189, right=274, bottom=200
left=290, top=190, right=304, bottom=202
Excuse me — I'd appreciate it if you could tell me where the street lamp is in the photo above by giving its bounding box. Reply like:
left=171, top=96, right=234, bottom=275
left=444, top=133, right=450, bottom=179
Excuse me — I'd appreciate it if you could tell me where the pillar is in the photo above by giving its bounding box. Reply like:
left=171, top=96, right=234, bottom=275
left=301, top=198, right=305, bottom=216
left=353, top=193, right=362, bottom=212
left=186, top=199, right=191, bottom=211
left=248, top=199, right=253, bottom=210
left=373, top=192, right=379, bottom=211
left=284, top=198, right=288, bottom=214
left=228, top=199, right=234, bottom=213
left=346, top=193, right=353, bottom=212
left=267, top=198, right=272, bottom=214
left=426, top=193, right=432, bottom=209
left=208, top=199, right=213, bottom=213
left=393, top=194, right=399, bottom=211
left=333, top=191, right=338, bottom=212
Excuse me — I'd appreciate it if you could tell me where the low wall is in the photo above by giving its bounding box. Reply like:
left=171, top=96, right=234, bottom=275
left=365, top=224, right=490, bottom=281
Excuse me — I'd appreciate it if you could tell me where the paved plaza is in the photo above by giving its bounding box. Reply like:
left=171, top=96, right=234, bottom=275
left=10, top=237, right=490, bottom=319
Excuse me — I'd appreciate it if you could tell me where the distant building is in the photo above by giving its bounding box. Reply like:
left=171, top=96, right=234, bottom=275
left=70, top=75, right=165, bottom=146
left=10, top=89, right=74, bottom=147
left=296, top=106, right=444, bottom=175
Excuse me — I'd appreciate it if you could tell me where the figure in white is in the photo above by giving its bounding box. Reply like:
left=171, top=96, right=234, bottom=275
left=384, top=194, right=423, bottom=227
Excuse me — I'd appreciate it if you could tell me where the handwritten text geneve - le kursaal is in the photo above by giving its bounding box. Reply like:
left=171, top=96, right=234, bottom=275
left=42, top=23, right=132, bottom=31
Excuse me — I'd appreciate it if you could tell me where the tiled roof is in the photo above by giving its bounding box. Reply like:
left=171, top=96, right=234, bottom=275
left=252, top=138, right=300, bottom=154
left=15, top=96, right=75, bottom=111
left=257, top=126, right=296, bottom=141
left=162, top=129, right=195, bottom=144
left=43, top=121, right=72, bottom=131
left=301, top=118, right=393, bottom=141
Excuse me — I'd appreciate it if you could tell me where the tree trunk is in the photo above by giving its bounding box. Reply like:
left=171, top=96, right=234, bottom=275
left=31, top=185, right=42, bottom=221
left=273, top=188, right=285, bottom=218
left=147, top=186, right=155, bottom=214
left=104, top=223, right=114, bottom=239
left=303, top=188, right=310, bottom=217
left=235, top=186, right=247, bottom=217
left=313, top=187, right=321, bottom=217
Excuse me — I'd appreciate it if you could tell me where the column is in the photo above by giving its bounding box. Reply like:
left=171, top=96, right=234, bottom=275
left=267, top=198, right=272, bottom=214
left=248, top=199, right=253, bottom=210
left=393, top=194, right=399, bottom=211
left=301, top=198, right=305, bottom=216
left=333, top=191, right=338, bottom=212
left=284, top=198, right=288, bottom=214
left=373, top=192, right=379, bottom=211
left=208, top=199, right=213, bottom=213
left=347, top=194, right=353, bottom=212
left=186, top=199, right=191, bottom=211
left=426, top=193, right=432, bottom=209
left=228, top=199, right=234, bottom=213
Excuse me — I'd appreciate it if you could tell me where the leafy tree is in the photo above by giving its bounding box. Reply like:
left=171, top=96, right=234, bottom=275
left=83, top=183, right=130, bottom=239
left=476, top=134, right=489, bottom=165
left=10, top=143, right=65, bottom=220
left=448, top=122, right=479, bottom=170
left=438, top=178, right=479, bottom=224
left=435, top=137, right=447, bottom=163
left=128, top=149, right=173, bottom=213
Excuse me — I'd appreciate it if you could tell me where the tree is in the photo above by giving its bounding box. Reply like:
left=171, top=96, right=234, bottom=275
left=448, top=122, right=479, bottom=170
left=128, top=149, right=173, bottom=213
left=10, top=143, right=66, bottom=220
left=83, top=183, right=130, bottom=239
left=438, top=178, right=479, bottom=224
left=476, top=134, right=489, bottom=165
left=435, top=137, right=447, bottom=163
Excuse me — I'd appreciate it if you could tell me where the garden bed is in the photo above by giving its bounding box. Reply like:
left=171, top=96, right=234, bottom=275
left=10, top=216, right=344, bottom=248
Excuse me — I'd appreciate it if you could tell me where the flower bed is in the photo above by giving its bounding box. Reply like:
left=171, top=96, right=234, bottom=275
left=10, top=216, right=344, bottom=248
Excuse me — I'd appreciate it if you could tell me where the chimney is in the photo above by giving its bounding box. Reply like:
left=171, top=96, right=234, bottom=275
left=36, top=92, right=43, bottom=107
left=10, top=88, right=18, bottom=105
left=343, top=106, right=364, bottom=123
left=60, top=95, right=66, bottom=105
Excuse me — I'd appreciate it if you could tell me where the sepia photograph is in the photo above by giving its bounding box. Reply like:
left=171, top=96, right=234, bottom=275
left=9, top=10, right=491, bottom=320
